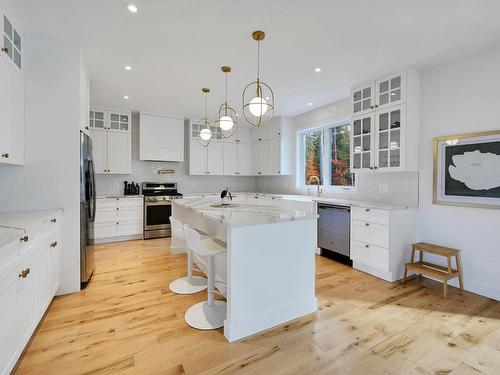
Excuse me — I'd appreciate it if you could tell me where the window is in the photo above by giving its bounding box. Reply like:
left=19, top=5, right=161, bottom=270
left=298, top=122, right=355, bottom=189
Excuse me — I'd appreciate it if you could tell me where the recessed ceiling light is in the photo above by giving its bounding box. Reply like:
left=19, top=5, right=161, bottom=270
left=123, top=95, right=129, bottom=100
left=314, top=67, right=322, bottom=72
left=126, top=4, right=139, bottom=13
left=124, top=65, right=132, bottom=71
left=307, top=102, right=313, bottom=106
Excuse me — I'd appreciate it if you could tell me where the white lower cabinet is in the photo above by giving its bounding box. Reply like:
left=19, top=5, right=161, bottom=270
left=350, top=205, right=415, bottom=282
left=92, top=197, right=143, bottom=243
left=0, top=211, right=62, bottom=375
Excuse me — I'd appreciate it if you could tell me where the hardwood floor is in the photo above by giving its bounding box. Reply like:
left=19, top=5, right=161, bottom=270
left=15, top=239, right=500, bottom=375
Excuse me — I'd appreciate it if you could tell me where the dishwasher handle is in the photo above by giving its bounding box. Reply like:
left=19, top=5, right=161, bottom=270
left=318, top=204, right=350, bottom=212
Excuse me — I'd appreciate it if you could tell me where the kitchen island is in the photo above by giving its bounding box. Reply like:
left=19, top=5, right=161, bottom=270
left=172, top=196, right=318, bottom=342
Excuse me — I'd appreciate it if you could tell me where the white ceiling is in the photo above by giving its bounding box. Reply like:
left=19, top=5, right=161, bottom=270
left=8, top=0, right=500, bottom=119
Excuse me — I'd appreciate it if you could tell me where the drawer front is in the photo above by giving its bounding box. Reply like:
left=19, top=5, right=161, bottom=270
left=118, top=198, right=143, bottom=209
left=94, top=207, right=119, bottom=224
left=351, top=220, right=389, bottom=248
left=118, top=207, right=143, bottom=222
left=93, top=222, right=120, bottom=239
left=96, top=198, right=118, bottom=209
left=351, top=206, right=389, bottom=225
left=351, top=240, right=389, bottom=271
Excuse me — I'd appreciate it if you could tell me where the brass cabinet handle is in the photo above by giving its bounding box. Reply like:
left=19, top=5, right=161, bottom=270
left=51, top=218, right=57, bottom=223
left=365, top=223, right=370, bottom=227
left=116, top=222, right=119, bottom=225
left=50, top=241, right=58, bottom=247
left=369, top=167, right=374, bottom=170
left=375, top=104, right=378, bottom=108
left=374, top=166, right=378, bottom=169
left=1, top=47, right=8, bottom=53
left=258, top=172, right=262, bottom=175
left=365, top=208, right=370, bottom=212
left=20, top=235, right=29, bottom=242
left=365, top=244, right=369, bottom=248
left=1, top=153, right=9, bottom=158
left=370, top=106, right=374, bottom=109
left=19, top=268, right=30, bottom=278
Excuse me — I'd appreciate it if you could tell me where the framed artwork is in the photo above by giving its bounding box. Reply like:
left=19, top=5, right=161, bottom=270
left=433, top=130, right=500, bottom=209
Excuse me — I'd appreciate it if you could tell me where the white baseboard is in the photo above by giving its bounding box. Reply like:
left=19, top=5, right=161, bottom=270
left=224, top=297, right=318, bottom=342
left=91, top=234, right=143, bottom=244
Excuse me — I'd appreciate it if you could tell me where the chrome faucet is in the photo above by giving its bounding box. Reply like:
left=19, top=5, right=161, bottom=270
left=307, top=175, right=322, bottom=197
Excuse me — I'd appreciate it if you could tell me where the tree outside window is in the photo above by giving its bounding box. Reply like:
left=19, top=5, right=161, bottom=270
left=300, top=122, right=355, bottom=189
left=304, top=130, right=323, bottom=185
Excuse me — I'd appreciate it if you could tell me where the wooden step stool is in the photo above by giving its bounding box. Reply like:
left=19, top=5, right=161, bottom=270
left=402, top=242, right=464, bottom=299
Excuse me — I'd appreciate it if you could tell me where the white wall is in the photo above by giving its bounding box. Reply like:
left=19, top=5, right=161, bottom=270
left=0, top=33, right=83, bottom=294
left=95, top=113, right=257, bottom=196
left=257, top=98, right=420, bottom=207
left=417, top=45, right=500, bottom=300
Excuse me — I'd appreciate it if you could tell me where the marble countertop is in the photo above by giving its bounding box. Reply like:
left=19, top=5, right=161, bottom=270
left=96, top=195, right=143, bottom=199
left=174, top=197, right=317, bottom=227
left=273, top=194, right=411, bottom=210
left=0, top=209, right=62, bottom=247
left=181, top=192, right=412, bottom=210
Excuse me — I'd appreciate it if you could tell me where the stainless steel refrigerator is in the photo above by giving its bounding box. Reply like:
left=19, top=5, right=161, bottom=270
left=80, top=131, right=96, bottom=286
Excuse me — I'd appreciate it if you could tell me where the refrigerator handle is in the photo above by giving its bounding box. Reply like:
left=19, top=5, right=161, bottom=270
left=88, top=159, right=97, bottom=222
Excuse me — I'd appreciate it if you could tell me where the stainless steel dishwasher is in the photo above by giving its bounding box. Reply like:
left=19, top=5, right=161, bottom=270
left=317, top=204, right=351, bottom=261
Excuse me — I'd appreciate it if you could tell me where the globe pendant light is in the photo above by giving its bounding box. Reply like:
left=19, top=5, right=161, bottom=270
left=215, top=66, right=237, bottom=138
left=242, top=30, right=275, bottom=127
left=197, top=88, right=212, bottom=147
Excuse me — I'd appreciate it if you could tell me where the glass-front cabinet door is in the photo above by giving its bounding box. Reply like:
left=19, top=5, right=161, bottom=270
left=2, top=13, right=22, bottom=70
left=351, top=113, right=374, bottom=172
left=351, top=81, right=374, bottom=116
left=89, top=110, right=106, bottom=129
left=375, top=105, right=405, bottom=171
left=375, top=71, right=406, bottom=110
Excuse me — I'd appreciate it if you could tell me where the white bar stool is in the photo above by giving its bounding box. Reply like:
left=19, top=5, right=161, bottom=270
left=183, top=225, right=227, bottom=330
left=168, top=217, right=207, bottom=294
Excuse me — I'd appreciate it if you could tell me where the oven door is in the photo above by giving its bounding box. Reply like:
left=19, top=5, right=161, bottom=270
left=144, top=201, right=172, bottom=230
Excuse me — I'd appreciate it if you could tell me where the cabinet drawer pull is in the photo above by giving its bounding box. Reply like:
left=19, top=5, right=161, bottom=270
left=19, top=268, right=30, bottom=278
left=116, top=222, right=119, bottom=225
left=1, top=47, right=8, bottom=54
left=374, top=104, right=378, bottom=108
left=50, top=241, right=58, bottom=247
left=365, top=208, right=370, bottom=212
left=365, top=223, right=370, bottom=227
left=370, top=106, right=374, bottom=109
left=20, top=235, right=29, bottom=242
left=51, top=218, right=57, bottom=223
left=1, top=153, right=9, bottom=158
left=365, top=244, right=369, bottom=248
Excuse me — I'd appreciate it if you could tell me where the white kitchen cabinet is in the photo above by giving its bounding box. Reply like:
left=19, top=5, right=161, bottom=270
left=223, top=126, right=252, bottom=176
left=107, top=131, right=131, bottom=174
left=351, top=81, right=374, bottom=117
left=1, top=7, right=22, bottom=72
left=91, top=197, right=143, bottom=243
left=0, top=211, right=62, bottom=375
left=140, top=113, right=184, bottom=162
left=350, top=205, right=415, bottom=282
left=250, top=116, right=292, bottom=176
left=89, top=108, right=131, bottom=175
left=189, top=139, right=208, bottom=175
left=0, top=46, right=24, bottom=165
left=207, top=141, right=224, bottom=175
left=350, top=68, right=419, bottom=173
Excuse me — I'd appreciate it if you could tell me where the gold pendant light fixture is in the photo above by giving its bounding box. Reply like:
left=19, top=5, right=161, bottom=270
left=215, top=66, right=237, bottom=138
left=242, top=30, right=275, bottom=127
left=197, top=88, right=212, bottom=147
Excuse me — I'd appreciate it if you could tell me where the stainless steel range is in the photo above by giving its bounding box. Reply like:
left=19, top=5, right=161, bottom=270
left=142, top=182, right=183, bottom=239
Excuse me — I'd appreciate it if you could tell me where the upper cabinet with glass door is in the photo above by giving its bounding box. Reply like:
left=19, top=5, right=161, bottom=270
left=350, top=68, right=420, bottom=173
left=351, top=70, right=408, bottom=116
left=89, top=109, right=131, bottom=133
left=1, top=8, right=22, bottom=71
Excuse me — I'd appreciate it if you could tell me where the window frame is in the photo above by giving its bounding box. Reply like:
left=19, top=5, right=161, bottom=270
left=296, top=119, right=357, bottom=192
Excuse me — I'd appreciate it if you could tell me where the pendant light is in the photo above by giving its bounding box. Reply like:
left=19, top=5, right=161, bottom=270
left=197, top=88, right=212, bottom=147
left=242, top=30, right=275, bottom=127
left=215, top=66, right=237, bottom=138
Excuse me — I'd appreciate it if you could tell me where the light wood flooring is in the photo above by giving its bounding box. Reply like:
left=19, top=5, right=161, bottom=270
left=14, top=238, right=500, bottom=375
